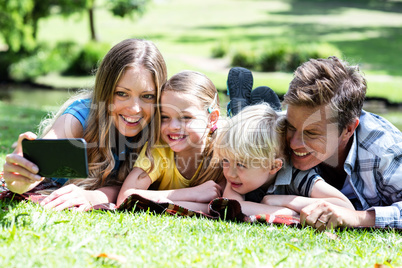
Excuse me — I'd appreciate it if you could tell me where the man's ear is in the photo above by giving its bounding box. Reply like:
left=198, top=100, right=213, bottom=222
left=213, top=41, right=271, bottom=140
left=269, top=159, right=283, bottom=174
left=208, top=109, right=220, bottom=128
left=341, top=117, right=359, bottom=142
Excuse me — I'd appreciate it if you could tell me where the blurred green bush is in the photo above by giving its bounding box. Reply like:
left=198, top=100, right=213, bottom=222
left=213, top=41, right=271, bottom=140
left=64, top=41, right=110, bottom=76
left=0, top=51, right=21, bottom=81
left=1, top=41, right=111, bottom=83
left=211, top=41, right=229, bottom=58
left=9, top=41, right=80, bottom=82
left=213, top=42, right=341, bottom=72
left=231, top=49, right=256, bottom=69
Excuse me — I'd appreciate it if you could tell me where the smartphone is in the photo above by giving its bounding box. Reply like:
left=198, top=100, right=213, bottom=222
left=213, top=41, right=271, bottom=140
left=22, top=139, right=89, bottom=178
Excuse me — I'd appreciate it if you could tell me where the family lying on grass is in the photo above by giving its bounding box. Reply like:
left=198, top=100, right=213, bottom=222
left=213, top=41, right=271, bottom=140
left=3, top=38, right=402, bottom=229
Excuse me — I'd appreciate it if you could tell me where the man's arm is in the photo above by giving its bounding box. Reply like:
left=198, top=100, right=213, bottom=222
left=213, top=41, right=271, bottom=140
left=300, top=201, right=375, bottom=230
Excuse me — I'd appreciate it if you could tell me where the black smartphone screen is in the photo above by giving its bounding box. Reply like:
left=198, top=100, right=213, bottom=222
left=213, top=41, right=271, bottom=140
left=22, top=139, right=89, bottom=178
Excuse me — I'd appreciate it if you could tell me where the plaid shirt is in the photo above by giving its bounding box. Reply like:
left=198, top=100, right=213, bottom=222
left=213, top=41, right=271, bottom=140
left=343, top=110, right=402, bottom=228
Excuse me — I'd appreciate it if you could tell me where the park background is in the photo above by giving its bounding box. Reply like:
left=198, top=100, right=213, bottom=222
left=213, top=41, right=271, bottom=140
left=0, top=0, right=401, bottom=267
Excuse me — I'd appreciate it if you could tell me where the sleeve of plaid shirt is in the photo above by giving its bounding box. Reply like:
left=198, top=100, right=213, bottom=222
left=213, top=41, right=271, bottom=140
left=370, top=204, right=402, bottom=229
left=367, top=139, right=402, bottom=229
left=354, top=112, right=402, bottom=229
left=370, top=141, right=402, bottom=229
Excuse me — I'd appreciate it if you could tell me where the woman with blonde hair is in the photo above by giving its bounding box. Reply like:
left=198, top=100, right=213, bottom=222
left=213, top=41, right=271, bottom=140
left=3, top=38, right=167, bottom=211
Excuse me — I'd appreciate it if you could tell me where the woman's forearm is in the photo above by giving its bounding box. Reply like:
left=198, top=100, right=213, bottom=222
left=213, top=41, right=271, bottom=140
left=117, top=188, right=175, bottom=206
left=95, top=186, right=121, bottom=203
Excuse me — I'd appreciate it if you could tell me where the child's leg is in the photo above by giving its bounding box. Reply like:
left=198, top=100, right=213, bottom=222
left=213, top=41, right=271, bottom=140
left=226, top=67, right=253, bottom=117
left=226, top=67, right=282, bottom=116
left=250, top=86, right=282, bottom=111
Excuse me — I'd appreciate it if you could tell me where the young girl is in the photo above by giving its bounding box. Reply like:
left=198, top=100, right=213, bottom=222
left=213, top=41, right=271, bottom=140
left=117, top=71, right=225, bottom=211
left=3, top=38, right=167, bottom=211
left=214, top=103, right=354, bottom=216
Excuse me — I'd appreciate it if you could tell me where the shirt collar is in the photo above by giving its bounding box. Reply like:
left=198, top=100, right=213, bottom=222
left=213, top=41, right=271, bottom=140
left=344, top=111, right=368, bottom=175
left=266, top=162, right=293, bottom=193
left=344, top=131, right=357, bottom=176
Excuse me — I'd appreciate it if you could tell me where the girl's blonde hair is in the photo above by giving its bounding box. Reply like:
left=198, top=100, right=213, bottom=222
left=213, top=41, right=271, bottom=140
left=161, top=70, right=224, bottom=186
left=215, top=103, right=286, bottom=169
left=39, top=38, right=167, bottom=189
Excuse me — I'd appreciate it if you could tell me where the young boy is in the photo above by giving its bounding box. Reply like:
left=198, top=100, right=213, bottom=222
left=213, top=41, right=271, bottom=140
left=215, top=103, right=354, bottom=217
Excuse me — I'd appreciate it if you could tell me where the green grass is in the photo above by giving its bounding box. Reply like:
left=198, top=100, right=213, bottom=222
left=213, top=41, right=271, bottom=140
left=1, top=1, right=402, bottom=266
left=0, top=102, right=49, bottom=167
left=29, top=0, right=402, bottom=102
left=1, top=100, right=402, bottom=267
left=0, top=199, right=401, bottom=267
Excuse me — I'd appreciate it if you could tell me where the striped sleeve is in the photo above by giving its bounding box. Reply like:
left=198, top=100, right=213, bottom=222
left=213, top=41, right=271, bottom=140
left=289, top=168, right=323, bottom=197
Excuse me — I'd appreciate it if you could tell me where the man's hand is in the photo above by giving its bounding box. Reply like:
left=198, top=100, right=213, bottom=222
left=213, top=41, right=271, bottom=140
left=300, top=201, right=375, bottom=230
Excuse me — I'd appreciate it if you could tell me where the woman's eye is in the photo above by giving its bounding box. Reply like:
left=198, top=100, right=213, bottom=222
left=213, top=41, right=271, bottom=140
left=181, top=116, right=192, bottom=121
left=161, top=115, right=169, bottom=121
left=143, top=94, right=155, bottom=100
left=115, top=91, right=127, bottom=97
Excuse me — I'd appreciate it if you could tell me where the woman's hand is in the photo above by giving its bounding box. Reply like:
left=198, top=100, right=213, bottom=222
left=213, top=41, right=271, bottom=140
left=40, top=184, right=111, bottom=212
left=3, top=132, right=44, bottom=194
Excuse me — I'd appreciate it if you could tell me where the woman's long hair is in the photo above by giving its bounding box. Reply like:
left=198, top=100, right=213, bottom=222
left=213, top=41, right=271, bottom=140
left=39, top=39, right=167, bottom=189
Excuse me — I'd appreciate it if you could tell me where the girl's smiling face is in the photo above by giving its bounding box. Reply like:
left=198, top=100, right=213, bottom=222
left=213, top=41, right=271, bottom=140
left=160, top=91, right=211, bottom=157
left=112, top=66, right=156, bottom=137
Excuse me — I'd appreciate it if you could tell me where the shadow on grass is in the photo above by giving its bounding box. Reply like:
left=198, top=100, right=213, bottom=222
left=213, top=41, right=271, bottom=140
left=278, top=0, right=402, bottom=15
left=192, top=0, right=402, bottom=76
left=333, top=28, right=402, bottom=76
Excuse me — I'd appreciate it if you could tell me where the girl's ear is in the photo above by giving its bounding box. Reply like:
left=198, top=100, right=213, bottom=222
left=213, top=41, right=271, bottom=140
left=269, top=159, right=283, bottom=175
left=208, top=108, right=220, bottom=128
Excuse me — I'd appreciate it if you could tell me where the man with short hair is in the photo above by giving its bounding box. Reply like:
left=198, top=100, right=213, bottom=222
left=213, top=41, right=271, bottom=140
left=227, top=57, right=402, bottom=228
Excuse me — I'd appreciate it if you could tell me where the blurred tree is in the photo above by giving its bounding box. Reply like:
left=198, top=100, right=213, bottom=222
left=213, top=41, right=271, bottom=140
left=0, top=0, right=36, bottom=52
left=0, top=0, right=149, bottom=81
left=0, top=0, right=149, bottom=52
left=88, top=0, right=150, bottom=41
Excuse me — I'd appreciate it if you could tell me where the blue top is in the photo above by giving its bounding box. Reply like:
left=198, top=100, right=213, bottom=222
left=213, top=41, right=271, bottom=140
left=62, top=98, right=91, bottom=129
left=54, top=99, right=128, bottom=185
left=50, top=99, right=92, bottom=185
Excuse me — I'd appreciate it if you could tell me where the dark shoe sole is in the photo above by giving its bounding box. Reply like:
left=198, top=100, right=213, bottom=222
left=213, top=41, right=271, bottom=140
left=250, top=86, right=282, bottom=111
left=226, top=67, right=253, bottom=116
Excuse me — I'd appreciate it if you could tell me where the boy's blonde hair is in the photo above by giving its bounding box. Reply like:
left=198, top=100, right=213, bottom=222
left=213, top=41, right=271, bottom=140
left=215, top=103, right=286, bottom=169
